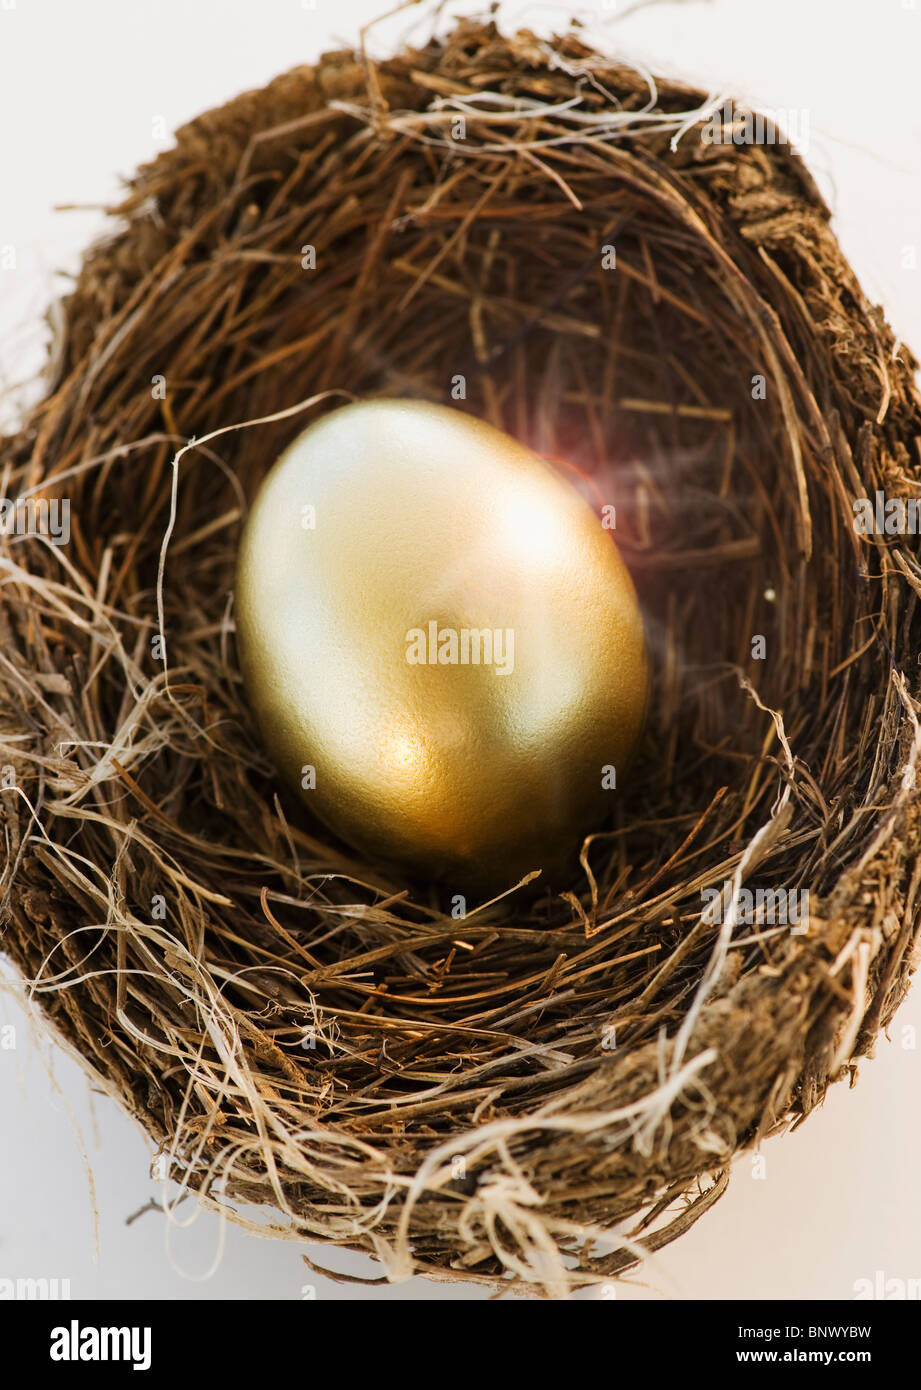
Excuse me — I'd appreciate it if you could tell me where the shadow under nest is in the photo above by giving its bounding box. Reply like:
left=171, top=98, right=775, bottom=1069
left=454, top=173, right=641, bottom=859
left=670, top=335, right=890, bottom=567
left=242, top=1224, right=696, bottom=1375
left=2, top=22, right=921, bottom=1294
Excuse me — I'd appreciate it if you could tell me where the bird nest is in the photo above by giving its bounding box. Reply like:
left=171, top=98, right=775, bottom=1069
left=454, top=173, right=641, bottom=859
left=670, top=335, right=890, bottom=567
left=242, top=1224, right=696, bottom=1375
left=2, top=20, right=921, bottom=1297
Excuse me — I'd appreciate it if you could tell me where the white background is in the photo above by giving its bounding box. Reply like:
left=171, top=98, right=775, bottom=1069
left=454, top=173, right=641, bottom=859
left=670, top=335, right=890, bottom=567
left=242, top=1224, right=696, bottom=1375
left=1, top=0, right=921, bottom=1301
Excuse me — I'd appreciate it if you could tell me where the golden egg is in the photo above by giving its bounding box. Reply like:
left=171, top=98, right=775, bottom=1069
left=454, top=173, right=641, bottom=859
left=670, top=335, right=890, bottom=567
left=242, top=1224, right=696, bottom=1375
left=235, top=400, right=648, bottom=892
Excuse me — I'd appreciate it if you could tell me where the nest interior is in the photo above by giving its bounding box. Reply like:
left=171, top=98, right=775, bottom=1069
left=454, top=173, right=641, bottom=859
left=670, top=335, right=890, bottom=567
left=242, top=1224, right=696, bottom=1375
left=2, top=21, right=921, bottom=1295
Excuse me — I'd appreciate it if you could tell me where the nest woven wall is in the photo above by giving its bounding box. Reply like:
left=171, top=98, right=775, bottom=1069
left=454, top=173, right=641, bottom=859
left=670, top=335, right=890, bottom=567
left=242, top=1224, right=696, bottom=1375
left=2, top=21, right=921, bottom=1296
